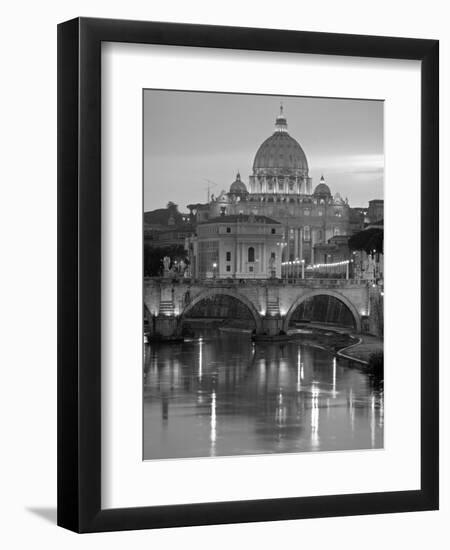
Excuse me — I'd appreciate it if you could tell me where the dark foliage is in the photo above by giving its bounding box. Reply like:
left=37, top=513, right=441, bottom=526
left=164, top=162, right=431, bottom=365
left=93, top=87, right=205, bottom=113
left=348, top=227, right=383, bottom=254
left=144, top=244, right=188, bottom=276
left=368, top=350, right=384, bottom=379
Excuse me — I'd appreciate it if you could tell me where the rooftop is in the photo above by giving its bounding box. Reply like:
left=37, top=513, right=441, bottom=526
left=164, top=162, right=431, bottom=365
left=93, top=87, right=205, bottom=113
left=199, top=214, right=281, bottom=225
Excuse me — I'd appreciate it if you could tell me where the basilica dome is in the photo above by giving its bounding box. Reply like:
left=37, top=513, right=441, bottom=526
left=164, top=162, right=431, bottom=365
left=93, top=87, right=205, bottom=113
left=313, top=176, right=331, bottom=197
left=229, top=172, right=248, bottom=194
left=252, top=107, right=309, bottom=177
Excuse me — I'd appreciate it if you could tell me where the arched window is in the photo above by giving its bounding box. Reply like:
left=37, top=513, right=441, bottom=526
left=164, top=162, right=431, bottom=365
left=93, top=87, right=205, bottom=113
left=248, top=247, right=255, bottom=262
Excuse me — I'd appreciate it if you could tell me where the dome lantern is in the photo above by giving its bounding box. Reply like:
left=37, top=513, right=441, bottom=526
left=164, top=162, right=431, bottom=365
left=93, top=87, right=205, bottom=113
left=275, top=103, right=288, bottom=133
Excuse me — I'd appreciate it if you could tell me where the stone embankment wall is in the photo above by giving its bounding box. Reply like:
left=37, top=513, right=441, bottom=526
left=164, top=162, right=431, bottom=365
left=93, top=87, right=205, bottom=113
left=368, top=286, right=384, bottom=338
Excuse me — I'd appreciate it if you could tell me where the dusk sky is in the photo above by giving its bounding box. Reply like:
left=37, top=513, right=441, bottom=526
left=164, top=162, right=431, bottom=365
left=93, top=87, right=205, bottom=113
left=143, top=90, right=384, bottom=212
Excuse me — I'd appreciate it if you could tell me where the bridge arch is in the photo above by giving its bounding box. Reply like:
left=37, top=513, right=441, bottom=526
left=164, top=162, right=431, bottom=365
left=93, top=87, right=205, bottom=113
left=283, top=289, right=362, bottom=333
left=181, top=288, right=263, bottom=332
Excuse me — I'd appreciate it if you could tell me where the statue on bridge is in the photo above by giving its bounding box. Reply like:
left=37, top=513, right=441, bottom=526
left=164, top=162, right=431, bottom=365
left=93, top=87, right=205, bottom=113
left=269, top=255, right=276, bottom=278
left=363, top=255, right=375, bottom=281
left=163, top=256, right=171, bottom=276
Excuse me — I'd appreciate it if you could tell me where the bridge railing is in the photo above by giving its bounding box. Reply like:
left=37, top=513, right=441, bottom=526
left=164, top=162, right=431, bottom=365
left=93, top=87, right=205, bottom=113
left=143, top=276, right=371, bottom=288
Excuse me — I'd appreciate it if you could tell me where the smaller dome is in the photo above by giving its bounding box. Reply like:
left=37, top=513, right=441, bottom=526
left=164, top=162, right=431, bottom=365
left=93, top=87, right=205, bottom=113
left=314, top=175, right=331, bottom=197
left=334, top=192, right=345, bottom=205
left=229, top=172, right=248, bottom=194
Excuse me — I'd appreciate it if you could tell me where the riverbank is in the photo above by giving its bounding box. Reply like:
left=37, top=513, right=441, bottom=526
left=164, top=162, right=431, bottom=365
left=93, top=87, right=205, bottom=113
left=336, top=334, right=383, bottom=365
left=289, top=323, right=383, bottom=367
left=286, top=326, right=357, bottom=353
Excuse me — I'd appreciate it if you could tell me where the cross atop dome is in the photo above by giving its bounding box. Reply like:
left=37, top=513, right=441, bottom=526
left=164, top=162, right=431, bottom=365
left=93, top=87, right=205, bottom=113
left=275, top=103, right=288, bottom=132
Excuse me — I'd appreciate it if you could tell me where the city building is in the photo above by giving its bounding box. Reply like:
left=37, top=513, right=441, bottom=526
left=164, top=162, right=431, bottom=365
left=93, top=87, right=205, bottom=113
left=187, top=214, right=282, bottom=279
left=204, top=106, right=353, bottom=265
left=144, top=106, right=384, bottom=278
left=313, top=235, right=351, bottom=265
left=367, top=199, right=384, bottom=224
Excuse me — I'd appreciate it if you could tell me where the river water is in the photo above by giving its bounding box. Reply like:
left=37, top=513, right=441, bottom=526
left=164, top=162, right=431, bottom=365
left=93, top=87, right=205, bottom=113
left=143, top=330, right=383, bottom=460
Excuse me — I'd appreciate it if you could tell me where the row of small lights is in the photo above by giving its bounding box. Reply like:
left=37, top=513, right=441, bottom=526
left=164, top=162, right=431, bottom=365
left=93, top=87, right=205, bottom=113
left=281, top=259, right=350, bottom=268
left=308, top=260, right=350, bottom=269
left=281, top=259, right=305, bottom=266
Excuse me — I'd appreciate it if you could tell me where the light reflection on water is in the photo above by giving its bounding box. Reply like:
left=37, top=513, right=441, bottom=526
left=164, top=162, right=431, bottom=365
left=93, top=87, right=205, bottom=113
left=143, top=331, right=383, bottom=460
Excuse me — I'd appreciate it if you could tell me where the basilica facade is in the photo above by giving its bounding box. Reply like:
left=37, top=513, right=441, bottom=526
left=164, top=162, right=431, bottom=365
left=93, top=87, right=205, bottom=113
left=194, top=106, right=352, bottom=266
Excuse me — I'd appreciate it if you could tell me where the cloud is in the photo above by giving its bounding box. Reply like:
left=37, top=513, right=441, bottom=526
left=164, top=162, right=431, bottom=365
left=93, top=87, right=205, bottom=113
left=310, top=153, right=384, bottom=175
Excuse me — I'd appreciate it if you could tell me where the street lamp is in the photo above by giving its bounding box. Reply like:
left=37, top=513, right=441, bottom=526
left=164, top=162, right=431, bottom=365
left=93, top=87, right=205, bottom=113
left=212, top=262, right=217, bottom=279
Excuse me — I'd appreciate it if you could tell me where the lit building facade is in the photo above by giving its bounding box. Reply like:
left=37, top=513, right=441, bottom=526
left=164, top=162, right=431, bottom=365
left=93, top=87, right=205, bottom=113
left=144, top=106, right=383, bottom=280
left=203, top=106, right=353, bottom=265
left=187, top=214, right=282, bottom=279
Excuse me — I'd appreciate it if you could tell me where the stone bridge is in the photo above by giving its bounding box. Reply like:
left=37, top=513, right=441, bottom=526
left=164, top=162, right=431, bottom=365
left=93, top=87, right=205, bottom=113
left=144, top=277, right=374, bottom=336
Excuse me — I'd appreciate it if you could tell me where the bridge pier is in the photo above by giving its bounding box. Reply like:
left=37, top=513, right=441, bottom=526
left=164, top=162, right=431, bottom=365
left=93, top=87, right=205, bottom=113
left=261, top=316, right=284, bottom=336
left=151, top=315, right=180, bottom=338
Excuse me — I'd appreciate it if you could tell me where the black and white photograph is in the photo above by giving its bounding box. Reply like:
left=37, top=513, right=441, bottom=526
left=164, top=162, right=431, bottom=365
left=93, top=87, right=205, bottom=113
left=143, top=90, right=384, bottom=460
left=0, top=0, right=444, bottom=542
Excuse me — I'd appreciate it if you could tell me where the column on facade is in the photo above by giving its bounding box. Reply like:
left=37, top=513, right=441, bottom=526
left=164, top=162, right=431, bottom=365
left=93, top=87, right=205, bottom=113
left=234, top=237, right=238, bottom=278
left=289, top=227, right=295, bottom=261
left=239, top=242, right=242, bottom=274
left=299, top=228, right=303, bottom=263
left=256, top=243, right=260, bottom=276
left=261, top=242, right=265, bottom=277
left=298, top=228, right=302, bottom=259
left=294, top=228, right=299, bottom=260
left=236, top=242, right=240, bottom=275
left=236, top=242, right=241, bottom=275
left=287, top=226, right=292, bottom=261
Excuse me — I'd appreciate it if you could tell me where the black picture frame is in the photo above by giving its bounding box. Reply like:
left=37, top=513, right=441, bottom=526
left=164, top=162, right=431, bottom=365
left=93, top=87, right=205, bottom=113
left=57, top=17, right=439, bottom=533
